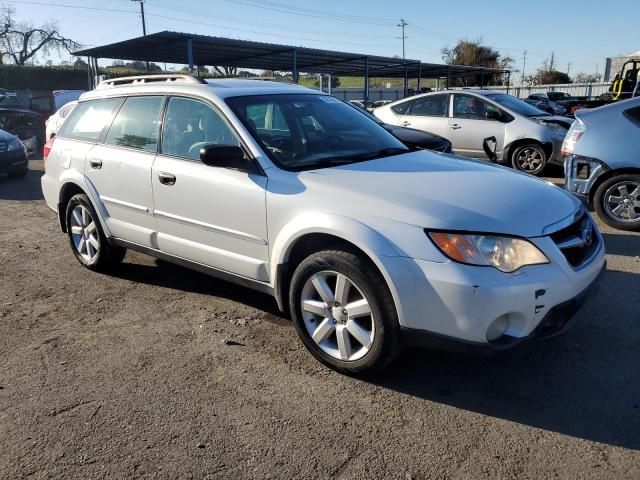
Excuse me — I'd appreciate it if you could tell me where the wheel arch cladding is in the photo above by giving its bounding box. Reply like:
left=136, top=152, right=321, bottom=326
left=58, top=182, right=86, bottom=233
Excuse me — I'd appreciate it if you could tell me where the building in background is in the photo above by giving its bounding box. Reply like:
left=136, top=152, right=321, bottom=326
left=604, top=50, right=640, bottom=81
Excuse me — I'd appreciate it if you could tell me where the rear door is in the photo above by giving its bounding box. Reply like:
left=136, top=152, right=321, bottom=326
left=448, top=93, right=506, bottom=158
left=85, top=95, right=164, bottom=247
left=398, top=93, right=449, bottom=137
left=152, top=96, right=269, bottom=281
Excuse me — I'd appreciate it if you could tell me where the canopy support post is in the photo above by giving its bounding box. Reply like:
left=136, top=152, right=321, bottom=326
left=364, top=57, right=369, bottom=107
left=403, top=64, right=408, bottom=97
left=417, top=62, right=421, bottom=92
left=292, top=49, right=298, bottom=83
left=187, top=38, right=194, bottom=74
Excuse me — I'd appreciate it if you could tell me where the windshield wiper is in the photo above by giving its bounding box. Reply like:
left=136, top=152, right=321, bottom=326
left=293, top=148, right=409, bottom=171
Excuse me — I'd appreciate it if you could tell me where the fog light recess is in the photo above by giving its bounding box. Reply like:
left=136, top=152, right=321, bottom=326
left=486, top=314, right=510, bottom=342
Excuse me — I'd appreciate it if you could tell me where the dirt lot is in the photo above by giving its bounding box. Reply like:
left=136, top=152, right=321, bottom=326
left=1, top=160, right=639, bottom=479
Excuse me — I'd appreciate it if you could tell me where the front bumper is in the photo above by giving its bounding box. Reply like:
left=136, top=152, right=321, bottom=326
left=379, top=231, right=606, bottom=350
left=0, top=149, right=28, bottom=173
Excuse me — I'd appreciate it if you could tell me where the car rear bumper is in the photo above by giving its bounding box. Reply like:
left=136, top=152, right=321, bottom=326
left=0, top=149, right=28, bottom=173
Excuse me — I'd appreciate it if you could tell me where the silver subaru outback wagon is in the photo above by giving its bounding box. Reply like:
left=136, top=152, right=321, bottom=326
left=41, top=75, right=605, bottom=374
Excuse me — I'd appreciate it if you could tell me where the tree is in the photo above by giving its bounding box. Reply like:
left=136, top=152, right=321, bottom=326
left=212, top=66, right=238, bottom=76
left=532, top=52, right=572, bottom=85
left=441, top=38, right=513, bottom=86
left=574, top=72, right=602, bottom=83
left=0, top=8, right=79, bottom=65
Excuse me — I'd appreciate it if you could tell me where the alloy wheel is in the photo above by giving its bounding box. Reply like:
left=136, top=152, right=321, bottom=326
left=300, top=270, right=375, bottom=362
left=70, top=205, right=100, bottom=262
left=604, top=181, right=640, bottom=223
left=516, top=147, right=544, bottom=172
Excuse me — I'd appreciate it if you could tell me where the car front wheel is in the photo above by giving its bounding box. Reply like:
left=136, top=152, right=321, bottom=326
left=65, top=194, right=127, bottom=271
left=289, top=249, right=401, bottom=375
left=511, top=143, right=547, bottom=176
left=594, top=175, right=640, bottom=231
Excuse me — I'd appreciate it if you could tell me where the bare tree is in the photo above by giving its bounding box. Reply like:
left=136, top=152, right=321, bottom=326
left=0, top=7, right=79, bottom=65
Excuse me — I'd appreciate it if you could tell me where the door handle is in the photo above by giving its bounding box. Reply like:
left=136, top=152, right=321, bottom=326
left=89, top=158, right=102, bottom=169
left=158, top=172, right=176, bottom=186
left=401, top=121, right=411, bottom=127
left=449, top=124, right=462, bottom=130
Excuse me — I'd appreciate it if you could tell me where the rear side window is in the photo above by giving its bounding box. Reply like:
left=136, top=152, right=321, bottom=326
left=105, top=96, right=164, bottom=152
left=58, top=99, right=121, bottom=142
left=391, top=100, right=412, bottom=115
left=408, top=95, right=448, bottom=117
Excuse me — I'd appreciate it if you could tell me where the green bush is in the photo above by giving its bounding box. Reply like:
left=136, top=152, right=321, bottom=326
left=0, top=65, right=89, bottom=90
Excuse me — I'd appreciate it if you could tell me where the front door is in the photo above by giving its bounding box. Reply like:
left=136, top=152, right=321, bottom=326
left=85, top=95, right=164, bottom=247
left=152, top=96, right=269, bottom=281
left=448, top=93, right=506, bottom=158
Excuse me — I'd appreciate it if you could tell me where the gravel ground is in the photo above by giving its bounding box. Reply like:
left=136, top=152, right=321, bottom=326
left=1, top=161, right=639, bottom=479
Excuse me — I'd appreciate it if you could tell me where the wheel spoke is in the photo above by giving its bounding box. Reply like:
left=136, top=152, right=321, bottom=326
left=312, top=275, right=334, bottom=305
left=608, top=195, right=624, bottom=205
left=618, top=185, right=629, bottom=197
left=335, top=325, right=352, bottom=360
left=86, top=241, right=94, bottom=259
left=345, top=298, right=371, bottom=319
left=70, top=225, right=83, bottom=235
left=334, top=274, right=351, bottom=305
left=346, top=320, right=372, bottom=349
left=72, top=209, right=82, bottom=227
left=628, top=207, right=638, bottom=220
left=88, top=235, right=99, bottom=250
left=81, top=207, right=89, bottom=227
left=303, top=299, right=327, bottom=317
left=312, top=317, right=335, bottom=344
left=612, top=204, right=626, bottom=215
left=629, top=186, right=640, bottom=198
left=86, top=221, right=96, bottom=234
left=78, top=237, right=86, bottom=255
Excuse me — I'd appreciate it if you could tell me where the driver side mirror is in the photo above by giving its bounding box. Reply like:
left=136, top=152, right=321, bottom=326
left=485, top=110, right=502, bottom=121
left=200, top=144, right=251, bottom=171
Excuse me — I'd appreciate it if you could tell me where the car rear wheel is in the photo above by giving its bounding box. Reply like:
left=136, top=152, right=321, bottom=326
left=289, top=249, right=400, bottom=375
left=511, top=143, right=547, bottom=176
left=594, top=175, right=640, bottom=231
left=65, top=194, right=127, bottom=271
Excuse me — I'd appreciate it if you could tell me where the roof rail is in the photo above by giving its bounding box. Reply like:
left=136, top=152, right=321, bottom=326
left=97, top=74, right=206, bottom=89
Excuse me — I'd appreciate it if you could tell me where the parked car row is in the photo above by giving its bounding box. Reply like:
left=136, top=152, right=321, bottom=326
left=41, top=75, right=606, bottom=375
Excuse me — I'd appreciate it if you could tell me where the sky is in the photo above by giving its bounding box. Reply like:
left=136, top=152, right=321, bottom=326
left=4, top=0, right=639, bottom=77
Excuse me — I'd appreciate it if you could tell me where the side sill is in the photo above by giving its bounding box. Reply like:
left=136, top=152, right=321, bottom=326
left=109, top=237, right=275, bottom=297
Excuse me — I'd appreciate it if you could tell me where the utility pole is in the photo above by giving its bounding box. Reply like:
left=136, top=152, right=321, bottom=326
left=131, top=0, right=149, bottom=72
left=567, top=61, right=571, bottom=76
left=521, top=50, right=527, bottom=86
left=397, top=19, right=408, bottom=60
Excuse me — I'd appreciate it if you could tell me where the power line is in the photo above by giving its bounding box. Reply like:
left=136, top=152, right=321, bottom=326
left=7, top=0, right=136, bottom=14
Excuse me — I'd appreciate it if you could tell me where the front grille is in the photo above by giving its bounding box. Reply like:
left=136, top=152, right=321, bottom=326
left=0, top=141, right=7, bottom=152
left=550, top=213, right=599, bottom=268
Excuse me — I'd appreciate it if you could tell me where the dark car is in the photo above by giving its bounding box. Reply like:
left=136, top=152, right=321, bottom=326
left=352, top=102, right=452, bottom=153
left=0, top=128, right=28, bottom=178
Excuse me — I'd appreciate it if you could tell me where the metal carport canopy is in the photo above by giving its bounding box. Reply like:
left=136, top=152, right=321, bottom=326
left=74, top=31, right=506, bottom=79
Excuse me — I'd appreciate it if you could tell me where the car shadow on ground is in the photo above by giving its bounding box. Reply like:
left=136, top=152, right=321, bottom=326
left=0, top=167, right=44, bottom=201
left=111, top=254, right=640, bottom=450
left=601, top=232, right=640, bottom=256
left=368, top=266, right=640, bottom=450
left=111, top=258, right=283, bottom=318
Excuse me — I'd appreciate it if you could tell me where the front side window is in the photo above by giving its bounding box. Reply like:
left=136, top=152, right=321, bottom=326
left=484, top=93, right=547, bottom=117
left=452, top=94, right=502, bottom=121
left=162, top=97, right=239, bottom=160
left=58, top=98, right=121, bottom=141
left=226, top=93, right=407, bottom=171
left=408, top=94, right=448, bottom=117
left=105, top=96, right=163, bottom=152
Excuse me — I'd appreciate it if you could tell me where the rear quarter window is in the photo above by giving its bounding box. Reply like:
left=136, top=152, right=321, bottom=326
left=58, top=98, right=121, bottom=142
left=390, top=100, right=412, bottom=114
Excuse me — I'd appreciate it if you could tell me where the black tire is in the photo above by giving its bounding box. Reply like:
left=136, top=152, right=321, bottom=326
left=8, top=168, right=28, bottom=179
left=65, top=193, right=126, bottom=271
left=511, top=143, right=547, bottom=176
left=593, top=174, right=640, bottom=231
left=289, top=249, right=401, bottom=375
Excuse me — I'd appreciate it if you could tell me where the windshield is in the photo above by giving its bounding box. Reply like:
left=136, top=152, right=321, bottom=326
left=485, top=93, right=549, bottom=117
left=226, top=93, right=407, bottom=170
left=547, top=92, right=570, bottom=101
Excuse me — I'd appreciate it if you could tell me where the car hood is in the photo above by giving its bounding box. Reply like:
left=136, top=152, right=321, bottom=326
left=383, top=124, right=449, bottom=146
left=0, top=128, right=15, bottom=142
left=299, top=151, right=580, bottom=238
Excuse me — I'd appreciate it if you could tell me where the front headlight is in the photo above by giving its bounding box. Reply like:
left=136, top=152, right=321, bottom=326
left=427, top=231, right=549, bottom=273
left=8, top=137, right=23, bottom=151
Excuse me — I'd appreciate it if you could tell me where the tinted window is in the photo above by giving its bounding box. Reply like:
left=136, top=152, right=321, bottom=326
left=408, top=95, right=448, bottom=116
left=105, top=96, right=163, bottom=152
left=58, top=99, right=120, bottom=141
left=484, top=93, right=547, bottom=117
left=226, top=94, right=407, bottom=170
left=390, top=100, right=412, bottom=114
left=162, top=97, right=238, bottom=160
left=452, top=94, right=502, bottom=120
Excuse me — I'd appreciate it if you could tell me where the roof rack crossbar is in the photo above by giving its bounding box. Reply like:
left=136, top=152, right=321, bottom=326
left=97, top=74, right=206, bottom=89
